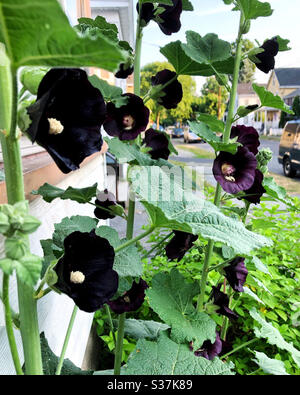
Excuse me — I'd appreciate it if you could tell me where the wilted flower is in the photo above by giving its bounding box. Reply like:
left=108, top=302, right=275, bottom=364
left=193, top=332, right=231, bottom=360
left=26, top=68, right=106, bottom=174
left=224, top=257, right=248, bottom=292
left=211, top=285, right=238, bottom=320
left=143, top=128, right=170, bottom=160
left=94, top=189, right=117, bottom=220
left=151, top=69, right=183, bottom=109
left=165, top=231, right=198, bottom=261
left=137, top=0, right=183, bottom=35
left=108, top=279, right=148, bottom=314
left=242, top=169, right=266, bottom=204
left=213, top=146, right=257, bottom=194
left=230, top=125, right=260, bottom=155
left=115, top=63, right=134, bottom=79
left=253, top=37, right=279, bottom=74
left=54, top=230, right=118, bottom=313
left=103, top=93, right=150, bottom=140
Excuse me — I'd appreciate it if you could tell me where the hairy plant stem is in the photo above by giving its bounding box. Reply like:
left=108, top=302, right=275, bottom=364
left=115, top=226, right=155, bottom=254
left=0, top=64, right=43, bottom=375
left=55, top=305, right=79, bottom=375
left=221, top=338, right=258, bottom=360
left=113, top=5, right=144, bottom=374
left=197, top=12, right=245, bottom=312
left=105, top=304, right=116, bottom=348
left=2, top=274, right=23, bottom=375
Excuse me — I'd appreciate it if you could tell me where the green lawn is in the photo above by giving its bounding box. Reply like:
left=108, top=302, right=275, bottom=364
left=176, top=144, right=215, bottom=159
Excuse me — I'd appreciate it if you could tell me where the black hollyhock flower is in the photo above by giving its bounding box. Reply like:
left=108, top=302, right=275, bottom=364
left=165, top=231, right=198, bottom=261
left=242, top=169, right=266, bottom=204
left=213, top=146, right=257, bottom=194
left=143, top=128, right=170, bottom=160
left=115, top=64, right=134, bottom=79
left=108, top=279, right=148, bottom=314
left=136, top=2, right=155, bottom=26
left=94, top=189, right=117, bottom=220
left=254, top=37, right=279, bottom=74
left=151, top=69, right=183, bottom=109
left=103, top=93, right=150, bottom=141
left=211, top=285, right=238, bottom=320
left=224, top=257, right=248, bottom=292
left=230, top=125, right=260, bottom=155
left=137, top=1, right=182, bottom=35
left=193, top=331, right=231, bottom=360
left=26, top=68, right=106, bottom=174
left=54, top=230, right=118, bottom=313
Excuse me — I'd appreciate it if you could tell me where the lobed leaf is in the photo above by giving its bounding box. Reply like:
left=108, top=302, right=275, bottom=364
left=147, top=269, right=216, bottom=350
left=252, top=84, right=294, bottom=114
left=253, top=351, right=289, bottom=375
left=123, top=331, right=235, bottom=375
left=32, top=183, right=98, bottom=204
left=88, top=75, right=128, bottom=108
left=122, top=319, right=170, bottom=341
left=235, top=0, right=273, bottom=20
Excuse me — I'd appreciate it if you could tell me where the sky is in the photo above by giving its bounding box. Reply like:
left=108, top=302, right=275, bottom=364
left=138, top=0, right=300, bottom=93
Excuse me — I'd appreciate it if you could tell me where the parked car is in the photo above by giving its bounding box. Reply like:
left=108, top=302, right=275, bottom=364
left=278, top=120, right=300, bottom=177
left=172, top=127, right=184, bottom=138
left=184, top=128, right=202, bottom=143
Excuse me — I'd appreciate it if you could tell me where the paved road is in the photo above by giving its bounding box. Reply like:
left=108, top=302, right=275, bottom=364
left=171, top=137, right=300, bottom=181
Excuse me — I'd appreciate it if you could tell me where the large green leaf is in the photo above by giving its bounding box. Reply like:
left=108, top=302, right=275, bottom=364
left=147, top=269, right=216, bottom=349
left=250, top=308, right=300, bottom=367
left=0, top=0, right=125, bottom=69
left=252, top=84, right=294, bottom=114
left=88, top=75, right=128, bottom=108
left=32, top=183, right=98, bottom=204
left=128, top=165, right=271, bottom=255
left=95, top=226, right=143, bottom=278
left=122, top=319, right=170, bottom=341
left=188, top=121, right=240, bottom=154
left=160, top=41, right=235, bottom=76
left=182, top=32, right=232, bottom=65
left=197, top=113, right=225, bottom=133
left=235, top=0, right=273, bottom=20
left=253, top=351, right=289, bottom=375
left=123, top=331, right=235, bottom=375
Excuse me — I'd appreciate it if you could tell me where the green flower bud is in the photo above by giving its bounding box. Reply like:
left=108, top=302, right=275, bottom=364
left=20, top=215, right=41, bottom=234
left=5, top=232, right=29, bottom=260
left=0, top=212, right=10, bottom=234
left=256, top=148, right=273, bottom=174
left=241, top=20, right=251, bottom=34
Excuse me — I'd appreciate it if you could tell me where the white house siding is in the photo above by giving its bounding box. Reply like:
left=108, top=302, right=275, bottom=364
left=0, top=154, right=107, bottom=374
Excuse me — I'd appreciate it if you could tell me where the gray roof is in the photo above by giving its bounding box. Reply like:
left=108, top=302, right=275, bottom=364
left=275, top=68, right=300, bottom=87
left=284, top=88, right=300, bottom=99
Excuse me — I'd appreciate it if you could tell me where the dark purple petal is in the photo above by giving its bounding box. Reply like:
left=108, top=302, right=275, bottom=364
left=108, top=279, right=148, bottom=314
left=224, top=257, right=248, bottom=292
left=94, top=189, right=117, bottom=220
left=54, top=230, right=118, bottom=313
left=165, top=231, right=198, bottom=261
left=211, top=285, right=238, bottom=320
left=157, top=0, right=183, bottom=35
left=254, top=37, right=279, bottom=74
left=26, top=68, right=105, bottom=174
left=103, top=93, right=150, bottom=141
left=194, top=332, right=223, bottom=360
left=136, top=2, right=155, bottom=25
left=230, top=125, right=260, bottom=155
left=115, top=64, right=134, bottom=79
left=213, top=147, right=257, bottom=194
left=242, top=169, right=266, bottom=204
left=143, top=128, right=170, bottom=160
left=151, top=69, right=183, bottom=109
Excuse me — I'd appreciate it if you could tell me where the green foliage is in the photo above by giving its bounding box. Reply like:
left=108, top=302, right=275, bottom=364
left=88, top=75, right=128, bottom=108
left=101, top=331, right=135, bottom=363
left=32, top=183, right=98, bottom=204
left=235, top=0, right=273, bottom=20
left=0, top=0, right=125, bottom=70
left=252, top=83, right=294, bottom=114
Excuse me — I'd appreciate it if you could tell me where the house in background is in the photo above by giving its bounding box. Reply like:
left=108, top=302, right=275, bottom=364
left=235, top=68, right=300, bottom=134
left=0, top=0, right=134, bottom=375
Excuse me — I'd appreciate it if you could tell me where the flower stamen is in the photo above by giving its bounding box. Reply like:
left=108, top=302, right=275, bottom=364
left=122, top=115, right=135, bottom=130
left=48, top=118, right=64, bottom=135
left=70, top=271, right=85, bottom=284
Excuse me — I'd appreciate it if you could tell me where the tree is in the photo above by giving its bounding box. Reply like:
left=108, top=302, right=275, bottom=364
left=140, top=61, right=196, bottom=127
left=292, top=95, right=300, bottom=117
left=200, top=76, right=229, bottom=119
left=231, top=38, right=256, bottom=83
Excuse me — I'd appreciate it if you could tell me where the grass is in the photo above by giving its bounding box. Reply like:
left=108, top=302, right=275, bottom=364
left=259, top=135, right=281, bottom=141
left=176, top=144, right=215, bottom=159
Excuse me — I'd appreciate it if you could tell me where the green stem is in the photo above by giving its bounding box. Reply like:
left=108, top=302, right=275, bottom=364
left=113, top=313, right=126, bottom=375
left=105, top=304, right=116, bottom=349
left=196, top=12, right=245, bottom=312
left=2, top=274, right=23, bottom=375
left=221, top=338, right=258, bottom=359
left=55, top=305, right=79, bottom=375
left=115, top=226, right=155, bottom=254
left=141, top=232, right=173, bottom=259
left=0, top=64, right=43, bottom=375
left=125, top=197, right=136, bottom=240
